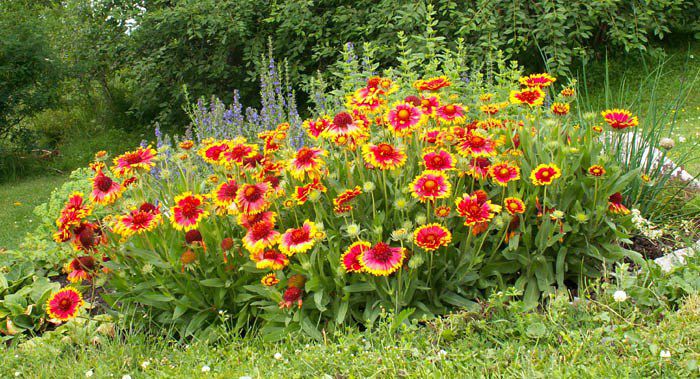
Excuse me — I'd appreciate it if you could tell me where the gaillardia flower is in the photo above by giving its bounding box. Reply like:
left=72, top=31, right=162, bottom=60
left=410, top=170, right=452, bottom=202
left=386, top=102, right=426, bottom=136
left=435, top=103, right=467, bottom=124
left=279, top=286, right=304, bottom=309
left=279, top=220, right=318, bottom=256
left=261, top=273, right=279, bottom=286
left=551, top=102, right=570, bottom=116
left=325, top=111, right=365, bottom=137
left=90, top=169, right=124, bottom=205
left=435, top=205, right=451, bottom=218
left=212, top=180, right=239, bottom=212
left=360, top=242, right=405, bottom=276
left=198, top=141, right=230, bottom=165
left=419, top=96, right=440, bottom=115
left=170, top=192, right=209, bottom=231
left=413, top=76, right=451, bottom=91
left=504, top=197, right=526, bottom=215
left=456, top=131, right=497, bottom=158
left=112, top=146, right=157, bottom=177
left=342, top=241, right=371, bottom=273
left=530, top=164, right=562, bottom=186
left=64, top=256, right=97, bottom=283
left=237, top=211, right=277, bottom=230
left=413, top=223, right=452, bottom=251
left=303, top=117, right=330, bottom=139
left=422, top=149, right=454, bottom=171
left=588, top=165, right=606, bottom=177
left=455, top=192, right=502, bottom=226
left=608, top=192, right=630, bottom=215
left=251, top=249, right=289, bottom=270
left=601, top=109, right=638, bottom=130
left=235, top=182, right=271, bottom=214
left=509, top=88, right=545, bottom=107
left=242, top=221, right=280, bottom=253
left=518, top=73, right=556, bottom=88
left=361, top=143, right=407, bottom=170
left=288, top=147, right=327, bottom=180
left=46, top=287, right=84, bottom=321
left=333, top=186, right=362, bottom=214
left=113, top=202, right=163, bottom=237
left=490, top=162, right=520, bottom=186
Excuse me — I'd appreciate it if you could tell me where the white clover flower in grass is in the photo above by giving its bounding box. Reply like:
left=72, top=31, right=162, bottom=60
left=613, top=290, right=628, bottom=303
left=122, top=375, right=132, bottom=379
left=201, top=365, right=211, bottom=373
left=659, top=138, right=675, bottom=150
left=140, top=361, right=150, bottom=369
left=85, top=370, right=94, bottom=378
left=274, top=352, right=283, bottom=360
left=660, top=350, right=671, bottom=358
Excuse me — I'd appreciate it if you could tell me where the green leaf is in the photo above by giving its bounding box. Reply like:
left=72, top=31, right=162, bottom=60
left=526, top=322, right=547, bottom=339
left=199, top=278, right=225, bottom=287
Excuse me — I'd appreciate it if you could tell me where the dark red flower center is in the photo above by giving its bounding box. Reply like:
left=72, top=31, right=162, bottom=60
left=377, top=144, right=394, bottom=157
left=250, top=222, right=273, bottom=240
left=469, top=135, right=485, bottom=147
left=296, top=148, right=315, bottom=164
left=370, top=243, right=392, bottom=262
left=139, top=202, right=157, bottom=214
left=124, top=152, right=143, bottom=165
left=131, top=211, right=152, bottom=227
left=243, top=186, right=262, bottom=201
left=180, top=200, right=201, bottom=219
left=95, top=174, right=114, bottom=192
left=59, top=298, right=73, bottom=310
left=220, top=183, right=239, bottom=199
left=263, top=250, right=278, bottom=260
left=517, top=90, right=540, bottom=103
left=290, top=229, right=308, bottom=244
left=283, top=286, right=302, bottom=302
left=333, top=112, right=354, bottom=128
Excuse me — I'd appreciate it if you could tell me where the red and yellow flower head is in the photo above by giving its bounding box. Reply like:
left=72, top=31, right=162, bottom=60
left=361, top=143, right=407, bottom=170
left=530, top=163, right=562, bottom=186
left=413, top=223, right=452, bottom=251
left=519, top=73, right=556, bottom=88
left=360, top=242, right=405, bottom=276
left=455, top=192, right=502, bottom=227
left=288, top=147, right=327, bottom=181
left=170, top=192, right=209, bottom=231
left=279, top=220, right=318, bottom=256
left=342, top=241, right=371, bottom=273
left=386, top=101, right=427, bottom=137
left=46, top=287, right=84, bottom=321
left=601, top=109, right=638, bottom=130
left=410, top=170, right=452, bottom=202
left=112, top=146, right=157, bottom=177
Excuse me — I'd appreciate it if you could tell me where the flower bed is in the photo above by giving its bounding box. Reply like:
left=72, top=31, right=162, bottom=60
left=43, top=58, right=648, bottom=339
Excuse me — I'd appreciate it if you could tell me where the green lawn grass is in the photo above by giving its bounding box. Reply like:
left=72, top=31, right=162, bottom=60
left=0, top=175, right=67, bottom=250
left=2, top=294, right=698, bottom=378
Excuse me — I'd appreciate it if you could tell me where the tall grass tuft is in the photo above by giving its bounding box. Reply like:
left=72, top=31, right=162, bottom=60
left=576, top=52, right=699, bottom=221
